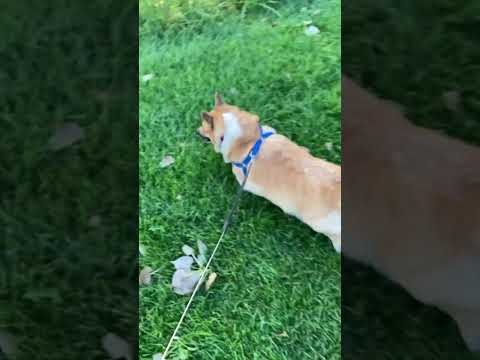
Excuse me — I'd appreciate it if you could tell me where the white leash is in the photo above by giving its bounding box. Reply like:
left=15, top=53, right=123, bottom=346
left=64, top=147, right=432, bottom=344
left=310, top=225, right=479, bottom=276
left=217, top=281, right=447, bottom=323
left=161, top=166, right=251, bottom=359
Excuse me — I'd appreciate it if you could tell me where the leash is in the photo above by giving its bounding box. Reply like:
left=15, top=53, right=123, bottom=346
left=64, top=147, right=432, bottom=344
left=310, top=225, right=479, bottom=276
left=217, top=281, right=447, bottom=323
left=161, top=162, right=252, bottom=359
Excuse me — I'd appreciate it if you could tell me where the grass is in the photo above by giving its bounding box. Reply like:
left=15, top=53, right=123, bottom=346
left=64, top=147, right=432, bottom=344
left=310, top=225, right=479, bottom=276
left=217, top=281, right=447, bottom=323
left=0, top=1, right=138, bottom=359
left=139, top=0, right=341, bottom=359
left=342, top=1, right=480, bottom=359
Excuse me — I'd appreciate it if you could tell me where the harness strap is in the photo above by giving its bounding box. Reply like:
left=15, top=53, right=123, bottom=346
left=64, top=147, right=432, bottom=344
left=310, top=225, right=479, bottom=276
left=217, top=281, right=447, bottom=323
left=233, top=126, right=275, bottom=177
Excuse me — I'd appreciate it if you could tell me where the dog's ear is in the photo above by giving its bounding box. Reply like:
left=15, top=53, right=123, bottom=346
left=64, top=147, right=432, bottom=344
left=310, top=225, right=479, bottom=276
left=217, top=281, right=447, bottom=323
left=202, top=111, right=214, bottom=128
left=215, top=92, right=224, bottom=106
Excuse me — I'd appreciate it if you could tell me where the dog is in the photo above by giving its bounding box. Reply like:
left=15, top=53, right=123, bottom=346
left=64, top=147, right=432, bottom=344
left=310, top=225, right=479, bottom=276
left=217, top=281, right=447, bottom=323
left=197, top=93, right=341, bottom=253
left=343, top=75, right=480, bottom=351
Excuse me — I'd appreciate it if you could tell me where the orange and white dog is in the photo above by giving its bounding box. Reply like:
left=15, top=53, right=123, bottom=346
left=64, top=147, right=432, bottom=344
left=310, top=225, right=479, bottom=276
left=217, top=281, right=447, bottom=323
left=198, top=93, right=341, bottom=253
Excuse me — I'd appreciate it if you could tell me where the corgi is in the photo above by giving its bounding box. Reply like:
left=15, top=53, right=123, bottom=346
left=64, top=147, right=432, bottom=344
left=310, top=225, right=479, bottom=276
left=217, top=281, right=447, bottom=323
left=197, top=93, right=341, bottom=253
left=343, top=75, right=480, bottom=351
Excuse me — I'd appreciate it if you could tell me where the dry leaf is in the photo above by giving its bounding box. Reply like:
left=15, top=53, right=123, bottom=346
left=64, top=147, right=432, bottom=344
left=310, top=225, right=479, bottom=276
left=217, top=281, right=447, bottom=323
left=205, top=272, right=217, bottom=291
left=171, top=256, right=193, bottom=270
left=197, top=240, right=207, bottom=257
left=196, top=254, right=206, bottom=266
left=304, top=25, right=320, bottom=36
left=48, top=122, right=85, bottom=151
left=102, top=333, right=132, bottom=360
left=274, top=331, right=288, bottom=337
left=88, top=215, right=101, bottom=227
left=139, top=266, right=153, bottom=285
left=196, top=240, right=207, bottom=265
left=324, top=142, right=333, bottom=151
left=443, top=90, right=460, bottom=112
left=0, top=331, right=18, bottom=357
left=23, top=288, right=61, bottom=302
left=160, top=155, right=175, bottom=168
left=153, top=353, right=164, bottom=360
left=182, top=245, right=194, bottom=256
left=142, top=73, right=154, bottom=82
left=172, top=269, right=202, bottom=295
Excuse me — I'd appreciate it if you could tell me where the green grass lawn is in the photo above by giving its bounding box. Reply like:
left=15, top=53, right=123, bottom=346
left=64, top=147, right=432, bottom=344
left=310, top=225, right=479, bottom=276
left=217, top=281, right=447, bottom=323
left=139, top=1, right=341, bottom=359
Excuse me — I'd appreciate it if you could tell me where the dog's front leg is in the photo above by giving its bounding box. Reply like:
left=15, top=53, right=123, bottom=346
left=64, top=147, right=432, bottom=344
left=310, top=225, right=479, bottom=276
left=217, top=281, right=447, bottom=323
left=328, top=234, right=341, bottom=253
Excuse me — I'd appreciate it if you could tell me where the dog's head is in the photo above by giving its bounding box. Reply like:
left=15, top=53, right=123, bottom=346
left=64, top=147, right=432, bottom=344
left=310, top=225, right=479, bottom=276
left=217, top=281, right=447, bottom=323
left=198, top=93, right=261, bottom=162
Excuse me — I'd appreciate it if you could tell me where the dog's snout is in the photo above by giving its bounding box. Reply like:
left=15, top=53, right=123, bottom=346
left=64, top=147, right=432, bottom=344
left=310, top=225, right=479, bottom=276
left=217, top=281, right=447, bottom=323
left=197, top=129, right=211, bottom=143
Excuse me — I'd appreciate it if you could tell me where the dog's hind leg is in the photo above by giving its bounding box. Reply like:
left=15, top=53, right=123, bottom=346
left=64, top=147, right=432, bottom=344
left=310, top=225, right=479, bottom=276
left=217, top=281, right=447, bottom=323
left=307, top=213, right=341, bottom=253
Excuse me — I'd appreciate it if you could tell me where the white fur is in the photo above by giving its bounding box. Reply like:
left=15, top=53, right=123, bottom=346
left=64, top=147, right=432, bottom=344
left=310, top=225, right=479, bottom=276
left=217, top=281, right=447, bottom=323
left=244, top=179, right=264, bottom=196
left=221, top=112, right=242, bottom=163
left=311, top=212, right=341, bottom=252
left=313, top=211, right=341, bottom=235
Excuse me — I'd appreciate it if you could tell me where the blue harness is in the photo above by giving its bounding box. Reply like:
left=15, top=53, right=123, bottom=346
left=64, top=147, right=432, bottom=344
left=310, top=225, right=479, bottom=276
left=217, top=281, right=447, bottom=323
left=232, top=126, right=275, bottom=177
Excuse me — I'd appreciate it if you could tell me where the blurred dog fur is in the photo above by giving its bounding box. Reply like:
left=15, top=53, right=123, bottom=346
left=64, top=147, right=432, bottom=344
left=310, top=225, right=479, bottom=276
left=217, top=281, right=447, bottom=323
left=198, top=94, right=341, bottom=252
left=343, top=75, right=480, bottom=351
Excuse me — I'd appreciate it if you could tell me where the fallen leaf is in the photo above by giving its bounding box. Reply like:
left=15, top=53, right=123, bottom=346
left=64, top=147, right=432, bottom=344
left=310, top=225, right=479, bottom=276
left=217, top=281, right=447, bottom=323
left=142, top=73, right=154, bottom=82
left=302, top=20, right=313, bottom=26
left=205, top=272, right=217, bottom=291
left=139, top=266, right=153, bottom=285
left=197, top=240, right=207, bottom=257
left=182, top=244, right=194, bottom=256
left=197, top=241, right=208, bottom=265
left=324, top=142, right=333, bottom=151
left=171, top=256, right=193, bottom=270
left=23, top=288, right=61, bottom=302
left=88, top=215, right=102, bottom=227
left=48, top=122, right=85, bottom=151
left=153, top=353, right=164, bottom=360
left=160, top=155, right=175, bottom=168
left=172, top=269, right=202, bottom=295
left=274, top=331, right=288, bottom=337
left=139, top=244, right=147, bottom=256
left=304, top=24, right=320, bottom=36
left=102, top=333, right=132, bottom=360
left=443, top=90, right=460, bottom=112
left=0, top=331, right=18, bottom=357
left=196, top=254, right=206, bottom=266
